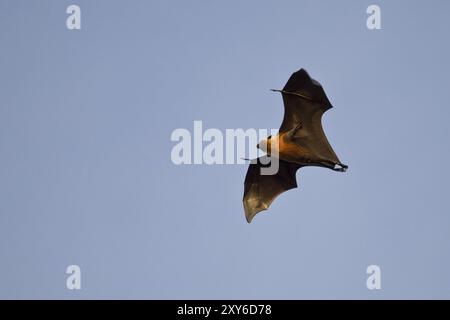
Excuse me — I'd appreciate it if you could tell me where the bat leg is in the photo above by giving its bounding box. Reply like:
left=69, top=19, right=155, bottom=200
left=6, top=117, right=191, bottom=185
left=317, top=160, right=348, bottom=172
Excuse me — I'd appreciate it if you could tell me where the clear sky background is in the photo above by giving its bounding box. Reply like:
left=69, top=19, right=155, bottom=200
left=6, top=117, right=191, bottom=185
left=1, top=0, right=450, bottom=299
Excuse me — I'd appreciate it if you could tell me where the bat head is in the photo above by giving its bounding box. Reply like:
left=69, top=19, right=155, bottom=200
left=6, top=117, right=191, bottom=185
left=257, top=135, right=279, bottom=155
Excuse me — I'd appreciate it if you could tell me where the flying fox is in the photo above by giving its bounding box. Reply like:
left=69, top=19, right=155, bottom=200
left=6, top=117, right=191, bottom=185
left=243, top=68, right=348, bottom=223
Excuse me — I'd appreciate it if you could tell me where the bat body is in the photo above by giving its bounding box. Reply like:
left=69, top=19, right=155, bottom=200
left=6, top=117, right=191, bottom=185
left=243, top=69, right=347, bottom=223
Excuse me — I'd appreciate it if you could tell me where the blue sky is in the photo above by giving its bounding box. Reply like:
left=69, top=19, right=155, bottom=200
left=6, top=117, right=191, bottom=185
left=1, top=0, right=450, bottom=298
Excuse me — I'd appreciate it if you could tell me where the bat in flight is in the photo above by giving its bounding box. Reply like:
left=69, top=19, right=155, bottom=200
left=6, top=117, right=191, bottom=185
left=243, top=68, right=348, bottom=223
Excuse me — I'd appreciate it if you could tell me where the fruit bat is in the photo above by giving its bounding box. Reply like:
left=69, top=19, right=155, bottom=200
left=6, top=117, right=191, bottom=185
left=243, top=69, right=348, bottom=223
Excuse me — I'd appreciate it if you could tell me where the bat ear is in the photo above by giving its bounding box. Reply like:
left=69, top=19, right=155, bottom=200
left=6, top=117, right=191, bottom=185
left=283, top=69, right=333, bottom=108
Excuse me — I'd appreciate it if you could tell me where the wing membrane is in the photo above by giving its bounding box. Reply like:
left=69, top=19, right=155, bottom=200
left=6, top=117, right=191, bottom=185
left=243, top=156, right=303, bottom=223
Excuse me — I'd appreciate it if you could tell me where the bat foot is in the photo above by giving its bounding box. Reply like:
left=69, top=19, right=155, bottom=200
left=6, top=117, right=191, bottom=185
left=332, top=163, right=348, bottom=172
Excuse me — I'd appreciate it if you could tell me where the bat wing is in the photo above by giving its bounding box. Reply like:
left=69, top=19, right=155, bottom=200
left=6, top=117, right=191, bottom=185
left=277, top=69, right=342, bottom=165
left=243, top=156, right=303, bottom=223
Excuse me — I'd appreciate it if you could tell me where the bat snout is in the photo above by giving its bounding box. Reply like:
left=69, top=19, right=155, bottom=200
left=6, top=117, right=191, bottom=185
left=257, top=139, right=268, bottom=152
